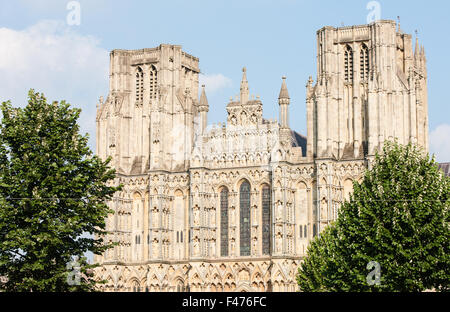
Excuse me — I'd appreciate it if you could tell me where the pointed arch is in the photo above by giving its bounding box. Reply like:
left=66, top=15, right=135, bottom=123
left=240, top=179, right=251, bottom=256
left=129, top=278, right=141, bottom=292
left=149, top=64, right=158, bottom=100
left=220, top=186, right=229, bottom=257
left=174, top=189, right=184, bottom=260
left=297, top=181, right=308, bottom=242
left=132, top=192, right=143, bottom=261
left=261, top=183, right=271, bottom=255
left=344, top=44, right=353, bottom=82
left=343, top=178, right=354, bottom=202
left=174, top=277, right=184, bottom=292
left=360, top=43, right=369, bottom=80
left=135, top=66, right=144, bottom=102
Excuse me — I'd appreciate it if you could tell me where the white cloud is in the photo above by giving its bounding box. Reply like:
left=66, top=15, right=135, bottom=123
left=429, top=124, right=450, bottom=162
left=199, top=73, right=232, bottom=94
left=0, top=20, right=109, bottom=148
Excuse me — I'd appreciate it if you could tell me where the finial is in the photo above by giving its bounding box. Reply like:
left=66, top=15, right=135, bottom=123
left=243, top=67, right=246, bottom=73
left=414, top=30, right=420, bottom=59
left=279, top=76, right=290, bottom=100
left=202, top=84, right=205, bottom=88
left=397, top=16, right=401, bottom=30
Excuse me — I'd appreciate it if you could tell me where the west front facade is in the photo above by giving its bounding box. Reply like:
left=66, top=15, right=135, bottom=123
left=93, top=20, right=429, bottom=292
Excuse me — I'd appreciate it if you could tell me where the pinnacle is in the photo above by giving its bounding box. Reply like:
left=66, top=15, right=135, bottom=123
left=199, top=84, right=208, bottom=107
left=279, top=76, right=290, bottom=100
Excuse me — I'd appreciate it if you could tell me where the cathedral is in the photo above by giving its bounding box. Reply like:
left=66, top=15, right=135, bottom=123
left=93, top=20, right=429, bottom=292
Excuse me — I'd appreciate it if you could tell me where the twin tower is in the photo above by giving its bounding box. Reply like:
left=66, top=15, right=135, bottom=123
left=94, top=20, right=428, bottom=292
left=97, top=20, right=428, bottom=173
left=307, top=20, right=428, bottom=160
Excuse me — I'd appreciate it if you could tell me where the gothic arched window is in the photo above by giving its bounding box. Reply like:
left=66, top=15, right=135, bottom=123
left=174, top=190, right=184, bottom=259
left=344, top=45, right=353, bottom=82
left=220, top=187, right=229, bottom=257
left=240, top=181, right=251, bottom=256
left=149, top=65, right=157, bottom=100
left=136, top=66, right=144, bottom=102
left=132, top=280, right=140, bottom=292
left=261, top=184, right=271, bottom=255
left=360, top=44, right=369, bottom=80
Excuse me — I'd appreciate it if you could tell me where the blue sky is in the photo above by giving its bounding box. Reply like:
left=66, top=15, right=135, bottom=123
left=0, top=0, right=449, bottom=161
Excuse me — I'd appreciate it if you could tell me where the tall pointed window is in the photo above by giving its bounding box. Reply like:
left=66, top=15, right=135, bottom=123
left=261, top=184, right=271, bottom=255
left=136, top=66, right=144, bottom=102
left=174, top=190, right=184, bottom=260
left=240, top=181, right=251, bottom=256
left=360, top=44, right=369, bottom=80
left=149, top=65, right=157, bottom=100
left=220, top=187, right=229, bottom=257
left=344, top=45, right=353, bottom=82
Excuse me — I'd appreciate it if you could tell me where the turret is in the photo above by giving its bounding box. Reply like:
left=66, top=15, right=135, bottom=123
left=278, top=76, right=290, bottom=128
left=198, top=85, right=209, bottom=133
left=240, top=67, right=249, bottom=104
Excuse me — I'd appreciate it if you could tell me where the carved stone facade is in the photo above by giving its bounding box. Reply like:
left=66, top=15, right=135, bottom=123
left=94, top=21, right=428, bottom=292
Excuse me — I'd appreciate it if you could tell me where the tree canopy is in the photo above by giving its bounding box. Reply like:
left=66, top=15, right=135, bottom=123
left=0, top=90, right=120, bottom=291
left=297, top=142, right=450, bottom=292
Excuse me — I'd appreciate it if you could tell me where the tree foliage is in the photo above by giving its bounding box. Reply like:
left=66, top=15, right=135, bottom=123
left=297, top=142, right=450, bottom=291
left=0, top=90, right=121, bottom=291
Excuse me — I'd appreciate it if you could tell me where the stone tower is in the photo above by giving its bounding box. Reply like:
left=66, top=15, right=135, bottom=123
left=96, top=45, right=200, bottom=265
left=306, top=20, right=428, bottom=160
left=96, top=44, right=200, bottom=174
left=94, top=20, right=429, bottom=292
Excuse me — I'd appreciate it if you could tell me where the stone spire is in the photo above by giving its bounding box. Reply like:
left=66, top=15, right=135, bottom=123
left=198, top=85, right=209, bottom=133
left=199, top=84, right=209, bottom=109
left=414, top=30, right=420, bottom=65
left=397, top=16, right=402, bottom=33
left=279, top=76, right=290, bottom=99
left=278, top=76, right=290, bottom=128
left=240, top=67, right=249, bottom=104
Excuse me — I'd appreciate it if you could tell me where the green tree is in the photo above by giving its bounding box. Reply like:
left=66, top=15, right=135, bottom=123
left=0, top=90, right=121, bottom=291
left=297, top=142, right=450, bottom=292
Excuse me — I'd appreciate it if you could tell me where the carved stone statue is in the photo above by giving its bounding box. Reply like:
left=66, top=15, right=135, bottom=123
left=275, top=233, right=282, bottom=253
left=193, top=206, right=200, bottom=226
left=210, top=239, right=216, bottom=257
left=193, top=238, right=200, bottom=256
left=276, top=201, right=283, bottom=222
